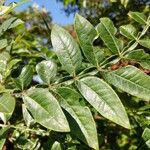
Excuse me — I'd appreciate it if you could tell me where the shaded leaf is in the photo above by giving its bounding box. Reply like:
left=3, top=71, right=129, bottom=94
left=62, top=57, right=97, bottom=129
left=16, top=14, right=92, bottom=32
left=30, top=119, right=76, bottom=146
left=102, top=65, right=150, bottom=101
left=13, top=65, right=33, bottom=90
left=22, top=104, right=34, bottom=127
left=36, top=60, right=57, bottom=84
left=57, top=87, right=99, bottom=150
left=0, top=127, right=9, bottom=150
left=51, top=141, right=62, bottom=150
left=51, top=25, right=82, bottom=75
left=23, top=88, right=70, bottom=132
left=76, top=76, right=130, bottom=129
left=125, top=49, right=150, bottom=69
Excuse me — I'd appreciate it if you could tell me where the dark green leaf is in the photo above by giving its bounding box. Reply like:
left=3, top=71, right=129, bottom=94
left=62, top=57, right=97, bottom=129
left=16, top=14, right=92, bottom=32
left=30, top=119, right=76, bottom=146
left=13, top=65, right=33, bottom=90
left=125, top=49, right=150, bottom=69
left=76, top=77, right=130, bottom=129
left=0, top=127, right=9, bottom=150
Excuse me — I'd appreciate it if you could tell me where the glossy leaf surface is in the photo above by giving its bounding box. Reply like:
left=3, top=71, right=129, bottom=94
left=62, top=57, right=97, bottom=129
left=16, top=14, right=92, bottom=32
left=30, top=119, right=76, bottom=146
left=96, top=18, right=120, bottom=54
left=128, top=12, right=147, bottom=24
left=102, top=66, right=150, bottom=101
left=51, top=25, right=82, bottom=75
left=13, top=65, right=33, bottom=90
left=0, top=92, right=15, bottom=123
left=57, top=87, right=99, bottom=149
left=77, top=76, right=130, bottom=129
left=120, top=24, right=137, bottom=39
left=23, top=88, right=70, bottom=132
left=75, top=14, right=97, bottom=65
left=36, top=60, right=57, bottom=84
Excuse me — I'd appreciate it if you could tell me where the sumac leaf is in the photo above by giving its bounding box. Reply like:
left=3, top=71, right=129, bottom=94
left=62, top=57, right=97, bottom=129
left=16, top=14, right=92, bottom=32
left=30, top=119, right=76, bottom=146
left=23, top=88, right=70, bottom=132
left=76, top=76, right=130, bottom=129
left=102, top=65, right=150, bottom=101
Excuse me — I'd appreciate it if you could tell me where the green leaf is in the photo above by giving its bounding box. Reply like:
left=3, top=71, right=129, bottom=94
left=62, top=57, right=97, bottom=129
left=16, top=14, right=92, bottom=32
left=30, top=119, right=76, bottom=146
left=57, top=87, right=99, bottom=150
left=51, top=25, right=82, bottom=75
left=142, top=128, right=150, bottom=142
left=139, top=39, right=150, bottom=49
left=128, top=12, right=147, bottom=24
left=139, top=128, right=150, bottom=149
left=120, top=0, right=129, bottom=8
left=13, top=65, right=33, bottom=90
left=0, top=127, right=9, bottom=150
left=76, top=77, right=130, bottom=129
left=23, top=88, right=70, bottom=132
left=120, top=24, right=137, bottom=40
left=36, top=60, right=57, bottom=84
left=0, top=51, right=10, bottom=77
left=0, top=92, right=15, bottom=123
left=0, top=3, right=17, bottom=16
left=5, top=59, right=21, bottom=79
left=102, top=65, right=150, bottom=101
left=75, top=14, right=97, bottom=65
left=0, top=39, right=7, bottom=50
left=22, top=104, right=34, bottom=127
left=51, top=141, right=62, bottom=150
left=96, top=18, right=120, bottom=54
left=125, top=49, right=150, bottom=69
left=0, top=17, right=23, bottom=36
left=93, top=46, right=105, bottom=65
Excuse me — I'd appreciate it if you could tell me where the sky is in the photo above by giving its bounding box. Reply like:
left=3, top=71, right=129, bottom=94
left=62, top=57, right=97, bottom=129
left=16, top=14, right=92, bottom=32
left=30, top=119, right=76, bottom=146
left=5, top=0, right=74, bottom=25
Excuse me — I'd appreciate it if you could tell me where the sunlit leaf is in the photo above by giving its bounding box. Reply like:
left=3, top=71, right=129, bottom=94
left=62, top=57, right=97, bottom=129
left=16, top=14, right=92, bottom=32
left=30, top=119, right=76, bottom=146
left=51, top=25, right=82, bottom=75
left=76, top=76, right=130, bottom=129
left=128, top=12, right=147, bottom=24
left=75, top=14, right=97, bottom=65
left=23, top=88, right=70, bottom=132
left=96, top=18, right=120, bottom=54
left=0, top=92, right=15, bottom=123
left=102, top=65, right=150, bottom=101
left=57, top=87, right=99, bottom=149
left=36, top=60, right=57, bottom=84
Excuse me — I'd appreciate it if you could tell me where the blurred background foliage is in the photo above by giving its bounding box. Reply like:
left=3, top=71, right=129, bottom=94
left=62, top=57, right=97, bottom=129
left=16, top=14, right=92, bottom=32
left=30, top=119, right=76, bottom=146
left=58, top=0, right=150, bottom=26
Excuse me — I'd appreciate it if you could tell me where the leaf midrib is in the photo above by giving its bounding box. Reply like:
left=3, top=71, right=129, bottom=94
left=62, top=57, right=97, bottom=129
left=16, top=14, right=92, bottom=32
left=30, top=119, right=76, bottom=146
left=101, top=21, right=120, bottom=53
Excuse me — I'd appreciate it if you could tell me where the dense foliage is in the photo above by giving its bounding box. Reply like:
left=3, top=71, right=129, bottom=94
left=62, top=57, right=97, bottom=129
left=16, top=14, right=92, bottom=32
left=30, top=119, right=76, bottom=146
left=0, top=1, right=150, bottom=150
